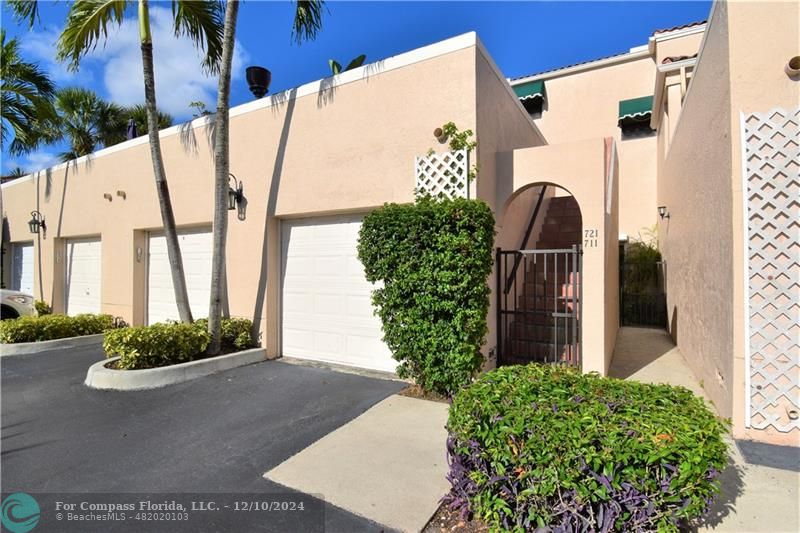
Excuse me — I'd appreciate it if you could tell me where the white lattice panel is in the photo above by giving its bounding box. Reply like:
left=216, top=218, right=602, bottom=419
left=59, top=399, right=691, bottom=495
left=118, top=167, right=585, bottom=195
left=742, top=107, right=800, bottom=433
left=415, top=149, right=469, bottom=199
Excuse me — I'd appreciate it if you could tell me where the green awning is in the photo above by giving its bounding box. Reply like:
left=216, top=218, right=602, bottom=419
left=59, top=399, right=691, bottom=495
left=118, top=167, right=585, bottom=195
left=514, top=80, right=546, bottom=102
left=618, top=95, right=653, bottom=125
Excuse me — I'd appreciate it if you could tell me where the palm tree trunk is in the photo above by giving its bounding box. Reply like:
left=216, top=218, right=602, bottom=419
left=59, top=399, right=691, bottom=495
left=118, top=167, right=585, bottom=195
left=139, top=0, right=193, bottom=323
left=207, top=0, right=239, bottom=354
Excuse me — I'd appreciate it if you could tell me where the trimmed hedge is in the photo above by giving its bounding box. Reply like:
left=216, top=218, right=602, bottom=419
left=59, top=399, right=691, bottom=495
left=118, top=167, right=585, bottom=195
left=357, top=197, right=495, bottom=396
left=104, top=322, right=210, bottom=370
left=445, top=364, right=728, bottom=532
left=195, top=317, right=256, bottom=351
left=103, top=318, right=256, bottom=370
left=0, top=313, right=116, bottom=343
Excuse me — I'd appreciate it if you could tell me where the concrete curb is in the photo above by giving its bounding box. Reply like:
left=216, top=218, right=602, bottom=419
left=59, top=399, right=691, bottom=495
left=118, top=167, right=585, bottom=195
left=85, top=347, right=268, bottom=390
left=0, top=333, right=105, bottom=357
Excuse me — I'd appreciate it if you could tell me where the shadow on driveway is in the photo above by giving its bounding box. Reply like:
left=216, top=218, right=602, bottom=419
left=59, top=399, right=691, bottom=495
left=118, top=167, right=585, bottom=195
left=1, top=346, right=403, bottom=532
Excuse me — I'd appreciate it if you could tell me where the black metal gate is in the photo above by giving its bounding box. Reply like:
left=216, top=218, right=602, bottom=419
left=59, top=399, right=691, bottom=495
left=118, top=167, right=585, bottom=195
left=620, top=260, right=667, bottom=327
left=496, top=246, right=582, bottom=367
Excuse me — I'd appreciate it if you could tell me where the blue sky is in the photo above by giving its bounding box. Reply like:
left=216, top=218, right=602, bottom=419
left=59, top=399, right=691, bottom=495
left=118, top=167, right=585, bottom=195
left=2, top=0, right=711, bottom=174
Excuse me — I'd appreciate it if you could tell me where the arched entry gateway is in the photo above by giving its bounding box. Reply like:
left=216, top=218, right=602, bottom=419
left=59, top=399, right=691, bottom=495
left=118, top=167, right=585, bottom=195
left=496, top=184, right=583, bottom=367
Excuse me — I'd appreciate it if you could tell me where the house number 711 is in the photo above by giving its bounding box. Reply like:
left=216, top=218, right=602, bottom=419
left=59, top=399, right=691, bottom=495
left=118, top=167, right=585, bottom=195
left=584, top=229, right=598, bottom=248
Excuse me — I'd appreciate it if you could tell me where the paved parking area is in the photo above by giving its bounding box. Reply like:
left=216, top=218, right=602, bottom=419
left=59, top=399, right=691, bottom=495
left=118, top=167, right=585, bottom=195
left=1, top=346, right=403, bottom=531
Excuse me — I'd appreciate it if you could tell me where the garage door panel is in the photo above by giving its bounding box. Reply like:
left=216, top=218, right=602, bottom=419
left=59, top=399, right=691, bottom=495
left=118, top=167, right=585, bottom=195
left=147, top=228, right=211, bottom=325
left=282, top=215, right=395, bottom=373
left=65, top=238, right=102, bottom=315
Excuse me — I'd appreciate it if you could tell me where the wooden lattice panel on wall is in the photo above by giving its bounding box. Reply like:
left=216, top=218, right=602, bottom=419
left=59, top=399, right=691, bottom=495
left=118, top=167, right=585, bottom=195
left=742, top=107, right=800, bottom=432
left=415, top=149, right=469, bottom=199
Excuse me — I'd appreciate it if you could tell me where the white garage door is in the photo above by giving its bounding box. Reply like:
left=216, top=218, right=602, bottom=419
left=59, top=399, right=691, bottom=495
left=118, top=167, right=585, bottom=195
left=11, top=242, right=34, bottom=295
left=281, top=215, right=395, bottom=373
left=65, top=238, right=102, bottom=315
left=147, top=228, right=212, bottom=325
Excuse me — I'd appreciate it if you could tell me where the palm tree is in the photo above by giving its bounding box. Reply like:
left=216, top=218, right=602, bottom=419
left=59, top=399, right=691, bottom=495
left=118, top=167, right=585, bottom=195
left=101, top=104, right=173, bottom=145
left=207, top=0, right=326, bottom=354
left=57, top=0, right=224, bottom=324
left=125, top=104, right=173, bottom=137
left=0, top=30, right=56, bottom=155
left=31, top=87, right=121, bottom=161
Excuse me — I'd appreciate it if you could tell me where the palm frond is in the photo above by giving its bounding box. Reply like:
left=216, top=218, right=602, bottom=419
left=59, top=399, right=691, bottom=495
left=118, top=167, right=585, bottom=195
left=292, top=0, right=326, bottom=45
left=57, top=0, right=129, bottom=71
left=1, top=30, right=56, bottom=154
left=6, top=0, right=40, bottom=28
left=345, top=54, right=366, bottom=71
left=172, top=0, right=225, bottom=74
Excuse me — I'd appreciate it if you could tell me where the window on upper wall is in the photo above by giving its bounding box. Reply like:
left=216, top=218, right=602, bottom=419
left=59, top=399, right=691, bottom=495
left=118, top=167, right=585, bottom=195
left=515, top=80, right=547, bottom=118
left=618, top=95, right=655, bottom=139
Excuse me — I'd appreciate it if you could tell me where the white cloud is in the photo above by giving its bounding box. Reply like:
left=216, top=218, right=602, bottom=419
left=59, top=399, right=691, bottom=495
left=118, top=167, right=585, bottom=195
left=19, top=7, right=249, bottom=119
left=18, top=26, right=93, bottom=85
left=89, top=7, right=249, bottom=117
left=3, top=149, right=60, bottom=174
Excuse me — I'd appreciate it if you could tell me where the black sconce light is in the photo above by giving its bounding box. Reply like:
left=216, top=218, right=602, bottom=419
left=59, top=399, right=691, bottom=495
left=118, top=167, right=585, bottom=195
left=658, top=206, right=670, bottom=220
left=246, top=66, right=271, bottom=99
left=228, top=174, right=243, bottom=211
left=28, top=210, right=46, bottom=234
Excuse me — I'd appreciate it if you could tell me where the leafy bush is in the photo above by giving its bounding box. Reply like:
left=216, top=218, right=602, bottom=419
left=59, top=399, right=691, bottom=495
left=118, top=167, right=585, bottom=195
left=34, top=300, right=52, bottom=316
left=445, top=364, right=728, bottom=532
left=0, top=313, right=116, bottom=343
left=358, top=197, right=495, bottom=395
left=104, top=322, right=210, bottom=370
left=194, top=317, right=256, bottom=351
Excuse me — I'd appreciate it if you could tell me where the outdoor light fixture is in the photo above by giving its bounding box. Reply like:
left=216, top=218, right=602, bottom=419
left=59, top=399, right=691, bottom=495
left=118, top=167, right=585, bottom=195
left=28, top=210, right=45, bottom=234
left=246, top=66, right=271, bottom=99
left=658, top=206, right=670, bottom=220
left=228, top=173, right=244, bottom=211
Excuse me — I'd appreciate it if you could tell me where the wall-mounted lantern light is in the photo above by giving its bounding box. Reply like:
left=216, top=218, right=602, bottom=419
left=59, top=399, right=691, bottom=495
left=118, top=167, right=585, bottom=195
left=228, top=173, right=244, bottom=211
left=28, top=210, right=46, bottom=234
left=658, top=205, right=670, bottom=220
left=246, top=66, right=271, bottom=99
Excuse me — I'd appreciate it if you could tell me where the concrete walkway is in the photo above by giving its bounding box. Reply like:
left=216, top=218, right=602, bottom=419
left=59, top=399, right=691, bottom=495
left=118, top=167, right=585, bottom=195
left=610, top=327, right=800, bottom=533
left=265, top=394, right=450, bottom=532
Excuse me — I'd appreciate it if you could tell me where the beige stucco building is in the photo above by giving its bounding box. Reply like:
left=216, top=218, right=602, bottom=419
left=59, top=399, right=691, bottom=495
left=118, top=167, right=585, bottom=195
left=2, top=0, right=798, bottom=446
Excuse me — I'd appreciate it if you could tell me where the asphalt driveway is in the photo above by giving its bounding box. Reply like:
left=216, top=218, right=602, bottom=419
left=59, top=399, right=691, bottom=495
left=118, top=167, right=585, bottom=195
left=1, top=346, right=403, bottom=532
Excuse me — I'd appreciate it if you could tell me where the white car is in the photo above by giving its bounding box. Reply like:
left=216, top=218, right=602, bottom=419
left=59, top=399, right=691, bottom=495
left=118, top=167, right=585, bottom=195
left=1, top=289, right=37, bottom=320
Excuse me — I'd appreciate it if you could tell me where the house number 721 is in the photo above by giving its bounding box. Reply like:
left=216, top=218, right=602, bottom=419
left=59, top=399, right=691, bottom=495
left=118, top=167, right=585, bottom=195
left=584, top=229, right=598, bottom=248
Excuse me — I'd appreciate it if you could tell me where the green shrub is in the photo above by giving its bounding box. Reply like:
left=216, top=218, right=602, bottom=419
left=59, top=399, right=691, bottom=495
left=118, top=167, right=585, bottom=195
left=445, top=364, right=729, bottom=532
left=194, top=317, right=256, bottom=351
left=34, top=300, right=52, bottom=316
left=358, top=197, right=495, bottom=395
left=0, top=313, right=116, bottom=343
left=104, top=322, right=210, bottom=370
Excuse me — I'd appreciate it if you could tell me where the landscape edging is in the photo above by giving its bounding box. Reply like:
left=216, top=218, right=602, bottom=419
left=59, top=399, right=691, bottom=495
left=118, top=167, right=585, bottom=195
left=84, top=347, right=268, bottom=390
left=0, top=333, right=105, bottom=357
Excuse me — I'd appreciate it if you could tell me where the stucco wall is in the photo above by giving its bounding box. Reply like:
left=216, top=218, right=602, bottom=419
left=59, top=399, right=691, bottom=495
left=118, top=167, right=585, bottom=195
left=659, top=0, right=799, bottom=443
left=527, top=56, right=658, bottom=240
left=474, top=43, right=546, bottom=364
left=658, top=1, right=735, bottom=419
left=1, top=40, right=479, bottom=353
left=507, top=138, right=616, bottom=374
left=726, top=0, right=799, bottom=444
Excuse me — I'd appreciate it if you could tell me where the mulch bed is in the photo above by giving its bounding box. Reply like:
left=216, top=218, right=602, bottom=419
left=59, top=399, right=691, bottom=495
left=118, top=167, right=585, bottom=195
left=423, top=503, right=488, bottom=533
left=397, top=383, right=451, bottom=404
